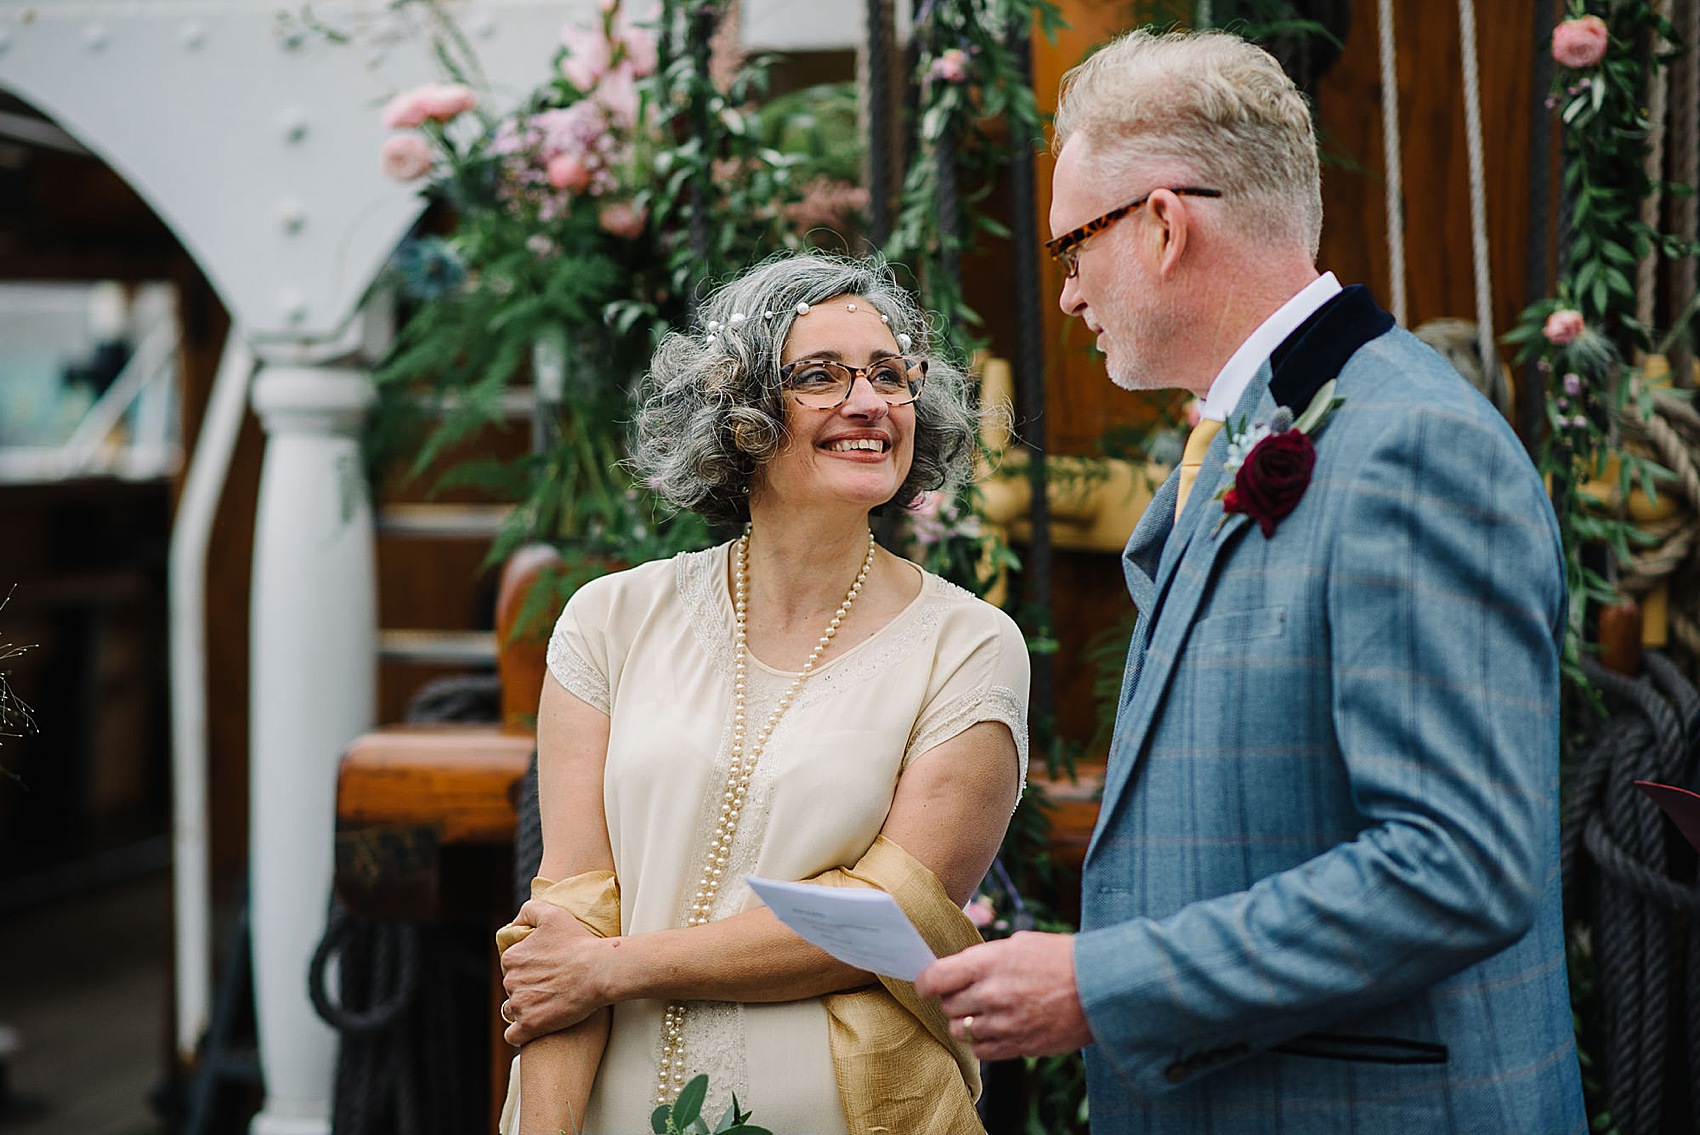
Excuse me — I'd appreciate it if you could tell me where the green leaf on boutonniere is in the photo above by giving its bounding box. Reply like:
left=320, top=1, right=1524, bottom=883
left=1291, top=379, right=1343, bottom=436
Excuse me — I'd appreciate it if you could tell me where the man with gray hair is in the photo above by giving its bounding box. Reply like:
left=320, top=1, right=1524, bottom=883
left=917, top=28, right=1585, bottom=1133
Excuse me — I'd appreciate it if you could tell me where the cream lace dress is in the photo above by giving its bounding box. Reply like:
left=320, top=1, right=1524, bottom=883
left=523, top=540, right=1029, bottom=1134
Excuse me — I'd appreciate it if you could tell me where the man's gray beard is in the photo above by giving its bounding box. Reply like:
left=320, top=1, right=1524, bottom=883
left=1107, top=355, right=1162, bottom=392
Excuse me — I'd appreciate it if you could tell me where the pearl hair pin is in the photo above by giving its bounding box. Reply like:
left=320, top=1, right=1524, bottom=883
left=705, top=302, right=909, bottom=349
left=654, top=526, right=877, bottom=1104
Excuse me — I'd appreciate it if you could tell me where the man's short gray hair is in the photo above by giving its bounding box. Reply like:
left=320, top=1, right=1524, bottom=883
left=1053, top=28, right=1322, bottom=257
left=631, top=252, right=978, bottom=527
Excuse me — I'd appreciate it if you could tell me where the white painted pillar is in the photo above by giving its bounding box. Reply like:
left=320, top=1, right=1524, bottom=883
left=247, top=363, right=376, bottom=1135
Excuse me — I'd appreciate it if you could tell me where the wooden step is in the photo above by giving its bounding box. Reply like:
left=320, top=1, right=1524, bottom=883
left=377, top=629, right=496, bottom=667
left=377, top=502, right=513, bottom=540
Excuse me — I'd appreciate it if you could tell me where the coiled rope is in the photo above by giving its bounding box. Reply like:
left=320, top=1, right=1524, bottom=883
left=1616, top=391, right=1700, bottom=670
left=1563, top=653, right=1700, bottom=1135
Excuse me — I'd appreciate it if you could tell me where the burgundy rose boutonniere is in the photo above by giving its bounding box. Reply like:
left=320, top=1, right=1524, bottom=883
left=1214, top=380, right=1343, bottom=538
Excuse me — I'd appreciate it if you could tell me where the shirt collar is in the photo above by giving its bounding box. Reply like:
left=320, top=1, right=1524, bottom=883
left=1197, top=272, right=1341, bottom=422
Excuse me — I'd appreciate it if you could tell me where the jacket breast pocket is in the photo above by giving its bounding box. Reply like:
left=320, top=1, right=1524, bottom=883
left=1189, top=604, right=1289, bottom=648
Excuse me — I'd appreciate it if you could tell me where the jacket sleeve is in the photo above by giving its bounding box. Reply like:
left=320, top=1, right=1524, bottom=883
left=1071, top=397, right=1567, bottom=1095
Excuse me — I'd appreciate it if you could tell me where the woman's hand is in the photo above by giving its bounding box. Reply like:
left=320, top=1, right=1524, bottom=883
left=500, top=898, right=617, bottom=1046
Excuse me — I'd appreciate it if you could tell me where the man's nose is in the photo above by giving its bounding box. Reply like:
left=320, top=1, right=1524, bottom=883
left=1058, top=272, right=1084, bottom=316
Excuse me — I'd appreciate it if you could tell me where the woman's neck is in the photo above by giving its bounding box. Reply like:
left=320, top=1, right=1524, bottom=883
left=740, top=504, right=877, bottom=625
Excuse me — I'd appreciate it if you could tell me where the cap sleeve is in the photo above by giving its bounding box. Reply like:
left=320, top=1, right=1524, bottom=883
left=904, top=598, right=1031, bottom=798
left=545, top=579, right=614, bottom=715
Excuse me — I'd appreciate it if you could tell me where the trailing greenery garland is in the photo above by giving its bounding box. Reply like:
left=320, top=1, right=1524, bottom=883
left=1502, top=7, right=1700, bottom=1134
left=1505, top=1, right=1687, bottom=711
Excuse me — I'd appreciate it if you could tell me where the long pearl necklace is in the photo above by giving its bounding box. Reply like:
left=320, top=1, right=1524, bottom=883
left=655, top=526, right=878, bottom=1106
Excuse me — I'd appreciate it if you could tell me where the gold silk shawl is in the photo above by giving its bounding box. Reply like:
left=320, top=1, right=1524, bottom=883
left=808, top=835, right=986, bottom=1135
left=496, top=836, right=984, bottom=1135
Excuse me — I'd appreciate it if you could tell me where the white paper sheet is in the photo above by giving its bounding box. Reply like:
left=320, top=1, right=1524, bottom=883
left=744, top=875, right=938, bottom=980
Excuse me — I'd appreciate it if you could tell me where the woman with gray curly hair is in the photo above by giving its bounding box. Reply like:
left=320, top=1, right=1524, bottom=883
left=496, top=252, right=1029, bottom=1135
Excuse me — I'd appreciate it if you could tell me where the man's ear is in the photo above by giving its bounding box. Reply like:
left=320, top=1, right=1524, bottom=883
left=1147, top=189, right=1190, bottom=280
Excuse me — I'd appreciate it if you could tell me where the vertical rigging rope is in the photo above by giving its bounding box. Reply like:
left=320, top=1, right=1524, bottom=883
left=1520, top=0, right=1556, bottom=449
left=1671, top=0, right=1699, bottom=387
left=1456, top=0, right=1496, bottom=387
left=862, top=0, right=896, bottom=248
left=1377, top=0, right=1408, bottom=325
left=1637, top=3, right=1673, bottom=334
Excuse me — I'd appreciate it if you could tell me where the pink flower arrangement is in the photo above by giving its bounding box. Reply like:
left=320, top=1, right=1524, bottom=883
left=489, top=99, right=629, bottom=221
left=379, top=134, right=434, bottom=181
left=783, top=176, right=871, bottom=232
left=547, top=154, right=594, bottom=192
left=1552, top=15, right=1608, bottom=69
left=595, top=65, right=641, bottom=130
left=965, top=896, right=996, bottom=929
left=560, top=23, right=613, bottom=91
left=1543, top=308, right=1585, bottom=346
left=381, top=82, right=478, bottom=129
left=619, top=23, right=658, bottom=79
left=560, top=10, right=656, bottom=92
left=929, top=48, right=969, bottom=84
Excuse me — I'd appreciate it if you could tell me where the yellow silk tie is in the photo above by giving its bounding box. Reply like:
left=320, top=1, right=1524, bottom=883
left=1174, top=417, right=1224, bottom=520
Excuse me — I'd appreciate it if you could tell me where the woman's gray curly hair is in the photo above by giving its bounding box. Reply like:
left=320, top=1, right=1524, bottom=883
left=631, top=252, right=979, bottom=527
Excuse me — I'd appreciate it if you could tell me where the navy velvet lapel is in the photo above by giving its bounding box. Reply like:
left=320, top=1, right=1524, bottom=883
left=1088, top=283, right=1396, bottom=870
left=1267, top=284, right=1393, bottom=412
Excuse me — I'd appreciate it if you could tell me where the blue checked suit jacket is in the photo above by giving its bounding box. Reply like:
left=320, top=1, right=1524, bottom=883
left=1075, top=288, right=1586, bottom=1135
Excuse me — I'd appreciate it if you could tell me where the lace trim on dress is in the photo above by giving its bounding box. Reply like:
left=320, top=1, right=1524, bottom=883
left=678, top=544, right=737, bottom=678
left=671, top=1000, right=749, bottom=1124
left=546, top=625, right=611, bottom=714
left=907, top=683, right=1030, bottom=797
left=677, top=543, right=958, bottom=711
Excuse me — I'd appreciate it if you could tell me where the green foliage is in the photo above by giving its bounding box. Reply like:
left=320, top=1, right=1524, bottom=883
left=649, top=1074, right=772, bottom=1135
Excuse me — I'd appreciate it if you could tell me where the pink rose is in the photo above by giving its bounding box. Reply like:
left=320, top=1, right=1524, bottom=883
left=1553, top=15, right=1608, bottom=69
left=595, top=64, right=640, bottom=129
left=425, top=84, right=477, bottom=120
left=929, top=48, right=969, bottom=84
left=598, top=199, right=648, bottom=239
left=560, top=23, right=612, bottom=91
left=618, top=25, right=658, bottom=78
left=381, top=83, right=477, bottom=129
left=1543, top=308, right=1585, bottom=346
left=547, top=154, right=593, bottom=191
left=965, top=896, right=996, bottom=929
left=379, top=134, right=434, bottom=181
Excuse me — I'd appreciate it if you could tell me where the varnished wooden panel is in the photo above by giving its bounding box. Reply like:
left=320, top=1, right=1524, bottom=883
left=336, top=724, right=533, bottom=845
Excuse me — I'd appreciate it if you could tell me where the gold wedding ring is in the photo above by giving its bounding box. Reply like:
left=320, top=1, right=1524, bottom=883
left=500, top=1000, right=516, bottom=1025
left=962, top=1014, right=976, bottom=1044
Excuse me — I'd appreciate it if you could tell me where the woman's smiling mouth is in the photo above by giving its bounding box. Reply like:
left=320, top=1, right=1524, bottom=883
left=824, top=437, right=890, bottom=453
